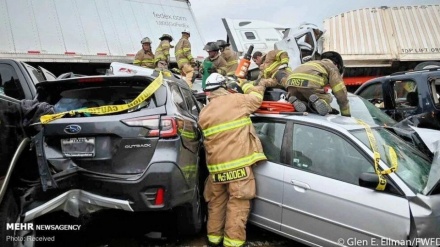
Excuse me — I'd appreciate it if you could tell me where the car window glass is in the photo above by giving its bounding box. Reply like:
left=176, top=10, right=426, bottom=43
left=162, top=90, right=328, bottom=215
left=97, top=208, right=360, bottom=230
left=430, top=78, right=440, bottom=105
left=392, top=80, right=418, bottom=108
left=292, top=124, right=372, bottom=185
left=358, top=83, right=383, bottom=108
left=53, top=86, right=157, bottom=113
left=0, top=64, right=25, bottom=100
left=171, top=85, right=188, bottom=112
left=181, top=88, right=199, bottom=116
left=254, top=122, right=286, bottom=163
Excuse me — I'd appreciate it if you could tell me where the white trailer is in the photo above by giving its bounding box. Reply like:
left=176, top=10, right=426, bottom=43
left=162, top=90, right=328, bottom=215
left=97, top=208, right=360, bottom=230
left=0, top=0, right=205, bottom=74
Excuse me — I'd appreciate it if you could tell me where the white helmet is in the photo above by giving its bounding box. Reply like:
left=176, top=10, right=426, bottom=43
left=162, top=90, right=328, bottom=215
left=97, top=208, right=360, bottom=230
left=182, top=29, right=190, bottom=35
left=204, top=73, right=226, bottom=91
left=141, top=37, right=152, bottom=44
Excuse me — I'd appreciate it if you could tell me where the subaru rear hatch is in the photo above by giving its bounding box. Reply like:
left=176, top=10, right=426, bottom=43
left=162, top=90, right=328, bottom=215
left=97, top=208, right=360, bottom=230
left=37, top=75, right=172, bottom=175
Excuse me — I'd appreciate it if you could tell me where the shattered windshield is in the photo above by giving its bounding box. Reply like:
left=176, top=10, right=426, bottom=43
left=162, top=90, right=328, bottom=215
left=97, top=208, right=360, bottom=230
left=331, top=94, right=397, bottom=127
left=53, top=86, right=157, bottom=114
left=351, top=128, right=432, bottom=194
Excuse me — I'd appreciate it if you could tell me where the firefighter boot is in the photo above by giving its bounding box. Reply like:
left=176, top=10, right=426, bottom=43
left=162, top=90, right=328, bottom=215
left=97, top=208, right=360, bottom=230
left=288, top=96, right=307, bottom=112
left=309, top=94, right=332, bottom=116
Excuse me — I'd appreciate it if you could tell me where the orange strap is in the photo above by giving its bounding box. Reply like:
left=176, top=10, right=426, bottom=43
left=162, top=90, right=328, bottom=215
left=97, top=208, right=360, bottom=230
left=256, top=101, right=295, bottom=114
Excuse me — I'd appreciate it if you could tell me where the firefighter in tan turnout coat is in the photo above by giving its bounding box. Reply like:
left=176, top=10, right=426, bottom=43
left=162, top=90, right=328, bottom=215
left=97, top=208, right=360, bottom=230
left=133, top=37, right=155, bottom=69
left=175, top=29, right=196, bottom=87
left=198, top=73, right=267, bottom=247
left=216, top=40, right=238, bottom=76
left=284, top=51, right=351, bottom=116
left=154, top=34, right=174, bottom=68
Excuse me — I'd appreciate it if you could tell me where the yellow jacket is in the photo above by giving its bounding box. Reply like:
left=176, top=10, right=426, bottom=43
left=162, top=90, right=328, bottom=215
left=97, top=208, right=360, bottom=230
left=198, top=85, right=267, bottom=174
left=220, top=46, right=238, bottom=75
left=133, top=49, right=155, bottom=68
left=155, top=40, right=172, bottom=63
left=286, top=59, right=350, bottom=116
left=175, top=37, right=194, bottom=69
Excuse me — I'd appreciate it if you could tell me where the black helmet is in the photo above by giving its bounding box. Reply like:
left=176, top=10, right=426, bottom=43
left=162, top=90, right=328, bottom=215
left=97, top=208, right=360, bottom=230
left=159, top=34, right=173, bottom=42
left=216, top=40, right=229, bottom=48
left=321, top=51, right=344, bottom=74
left=226, top=82, right=243, bottom=94
left=204, top=42, right=220, bottom=52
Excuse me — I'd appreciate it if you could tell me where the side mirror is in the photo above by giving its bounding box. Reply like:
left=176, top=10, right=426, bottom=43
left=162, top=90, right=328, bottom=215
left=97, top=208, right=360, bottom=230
left=359, top=172, right=383, bottom=190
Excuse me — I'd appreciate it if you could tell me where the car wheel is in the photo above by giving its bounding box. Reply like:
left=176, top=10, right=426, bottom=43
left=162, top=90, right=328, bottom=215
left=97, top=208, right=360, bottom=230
left=0, top=190, right=19, bottom=247
left=0, top=190, right=35, bottom=247
left=175, top=185, right=204, bottom=236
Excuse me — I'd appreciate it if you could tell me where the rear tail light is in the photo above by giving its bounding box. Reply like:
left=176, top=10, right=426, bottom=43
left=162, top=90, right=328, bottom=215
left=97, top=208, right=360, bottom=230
left=121, top=116, right=177, bottom=138
left=154, top=188, right=165, bottom=206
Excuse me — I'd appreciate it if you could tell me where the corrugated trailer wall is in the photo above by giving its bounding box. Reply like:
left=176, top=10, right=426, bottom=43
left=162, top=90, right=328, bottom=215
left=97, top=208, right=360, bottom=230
left=0, top=0, right=205, bottom=63
left=323, top=5, right=440, bottom=67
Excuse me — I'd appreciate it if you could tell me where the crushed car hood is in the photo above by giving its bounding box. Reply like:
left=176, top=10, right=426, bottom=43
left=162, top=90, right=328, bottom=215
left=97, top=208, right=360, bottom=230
left=410, top=126, right=440, bottom=196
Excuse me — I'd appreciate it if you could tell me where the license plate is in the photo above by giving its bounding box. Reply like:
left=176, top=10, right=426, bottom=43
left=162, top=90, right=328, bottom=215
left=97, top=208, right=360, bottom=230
left=61, top=137, right=95, bottom=157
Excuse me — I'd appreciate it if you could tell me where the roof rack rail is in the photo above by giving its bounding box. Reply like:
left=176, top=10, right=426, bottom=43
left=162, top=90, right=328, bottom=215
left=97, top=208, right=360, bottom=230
left=390, top=67, right=440, bottom=76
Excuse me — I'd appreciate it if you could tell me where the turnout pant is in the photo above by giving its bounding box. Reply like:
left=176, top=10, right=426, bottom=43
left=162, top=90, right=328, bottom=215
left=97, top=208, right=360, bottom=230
left=287, top=87, right=333, bottom=104
left=181, top=63, right=194, bottom=88
left=204, top=166, right=256, bottom=247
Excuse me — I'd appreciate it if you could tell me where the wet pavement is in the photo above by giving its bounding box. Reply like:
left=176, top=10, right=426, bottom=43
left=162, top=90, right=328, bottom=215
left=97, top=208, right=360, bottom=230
left=33, top=210, right=304, bottom=247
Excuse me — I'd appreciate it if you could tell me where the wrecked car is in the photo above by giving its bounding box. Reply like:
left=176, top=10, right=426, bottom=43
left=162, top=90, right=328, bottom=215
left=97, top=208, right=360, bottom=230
left=1, top=73, right=206, bottom=246
left=250, top=110, right=440, bottom=247
left=355, top=68, right=440, bottom=130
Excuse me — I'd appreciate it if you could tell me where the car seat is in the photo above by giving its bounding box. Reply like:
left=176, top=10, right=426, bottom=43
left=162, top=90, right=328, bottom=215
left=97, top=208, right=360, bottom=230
left=406, top=92, right=418, bottom=107
left=3, top=77, right=22, bottom=99
left=257, top=123, right=281, bottom=163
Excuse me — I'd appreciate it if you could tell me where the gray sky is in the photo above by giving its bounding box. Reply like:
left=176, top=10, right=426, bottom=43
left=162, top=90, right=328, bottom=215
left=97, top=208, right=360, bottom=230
left=190, top=0, right=440, bottom=42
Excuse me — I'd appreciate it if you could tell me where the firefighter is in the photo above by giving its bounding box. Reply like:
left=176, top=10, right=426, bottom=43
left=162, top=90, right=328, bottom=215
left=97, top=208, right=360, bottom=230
left=216, top=40, right=238, bottom=76
left=155, top=34, right=174, bottom=68
left=201, top=42, right=228, bottom=76
left=199, top=73, right=267, bottom=247
left=251, top=50, right=292, bottom=89
left=251, top=51, right=264, bottom=66
left=175, top=29, right=196, bottom=87
left=284, top=51, right=351, bottom=116
left=133, top=37, right=155, bottom=69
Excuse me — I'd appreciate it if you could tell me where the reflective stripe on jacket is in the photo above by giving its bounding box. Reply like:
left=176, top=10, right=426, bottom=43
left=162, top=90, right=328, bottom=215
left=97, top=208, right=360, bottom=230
left=133, top=49, right=155, bottom=68
left=260, top=50, right=289, bottom=79
left=287, top=59, right=350, bottom=115
left=175, top=37, right=193, bottom=69
left=199, top=86, right=267, bottom=174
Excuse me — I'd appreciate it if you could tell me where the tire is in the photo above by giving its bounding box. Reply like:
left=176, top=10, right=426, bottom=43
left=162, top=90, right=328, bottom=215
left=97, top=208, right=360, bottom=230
left=0, top=190, right=19, bottom=247
left=414, top=61, right=440, bottom=70
left=175, top=185, right=204, bottom=236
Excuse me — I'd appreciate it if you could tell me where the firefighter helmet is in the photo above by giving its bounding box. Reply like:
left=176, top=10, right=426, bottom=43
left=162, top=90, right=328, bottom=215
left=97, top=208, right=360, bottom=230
left=216, top=40, right=230, bottom=48
left=204, top=73, right=226, bottom=91
left=226, top=81, right=243, bottom=94
left=159, top=34, right=173, bottom=42
left=140, top=37, right=152, bottom=44
left=182, top=29, right=190, bottom=35
left=204, top=42, right=220, bottom=52
left=321, top=51, right=344, bottom=75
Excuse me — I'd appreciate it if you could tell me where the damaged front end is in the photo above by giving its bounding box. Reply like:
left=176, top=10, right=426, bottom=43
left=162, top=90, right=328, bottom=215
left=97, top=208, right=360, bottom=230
left=409, top=139, right=440, bottom=240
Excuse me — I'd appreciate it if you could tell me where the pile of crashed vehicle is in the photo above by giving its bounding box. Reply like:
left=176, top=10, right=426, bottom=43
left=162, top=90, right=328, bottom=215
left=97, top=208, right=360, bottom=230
left=1, top=54, right=440, bottom=247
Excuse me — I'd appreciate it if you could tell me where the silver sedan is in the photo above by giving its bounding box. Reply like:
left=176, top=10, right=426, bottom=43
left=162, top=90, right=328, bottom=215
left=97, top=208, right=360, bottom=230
left=249, top=104, right=440, bottom=246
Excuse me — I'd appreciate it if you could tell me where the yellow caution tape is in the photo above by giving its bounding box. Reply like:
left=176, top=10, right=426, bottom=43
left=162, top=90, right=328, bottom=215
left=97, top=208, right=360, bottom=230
left=355, top=119, right=398, bottom=190
left=40, top=73, right=164, bottom=124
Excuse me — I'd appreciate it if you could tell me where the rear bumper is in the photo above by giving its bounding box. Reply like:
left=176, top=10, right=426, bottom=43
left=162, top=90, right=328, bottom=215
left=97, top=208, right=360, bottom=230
left=25, top=162, right=196, bottom=217
left=23, top=189, right=133, bottom=222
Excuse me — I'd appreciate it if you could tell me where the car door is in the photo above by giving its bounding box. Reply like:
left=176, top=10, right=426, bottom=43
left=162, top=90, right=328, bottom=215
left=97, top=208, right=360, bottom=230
left=281, top=123, right=410, bottom=246
left=0, top=63, right=27, bottom=198
left=249, top=118, right=287, bottom=231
